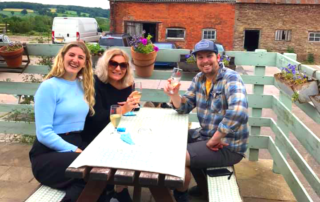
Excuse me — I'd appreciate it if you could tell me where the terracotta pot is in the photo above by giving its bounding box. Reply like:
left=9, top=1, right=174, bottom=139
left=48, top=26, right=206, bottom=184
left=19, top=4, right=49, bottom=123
left=274, top=73, right=319, bottom=103
left=131, top=47, right=157, bottom=78
left=0, top=46, right=24, bottom=68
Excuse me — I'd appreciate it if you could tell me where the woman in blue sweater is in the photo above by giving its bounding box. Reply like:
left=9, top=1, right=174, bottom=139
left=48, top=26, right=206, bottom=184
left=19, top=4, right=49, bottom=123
left=29, top=42, right=97, bottom=202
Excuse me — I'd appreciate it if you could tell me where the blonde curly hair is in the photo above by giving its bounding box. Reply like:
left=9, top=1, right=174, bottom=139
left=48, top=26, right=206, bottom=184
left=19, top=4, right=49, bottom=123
left=95, top=48, right=134, bottom=88
left=45, top=41, right=95, bottom=115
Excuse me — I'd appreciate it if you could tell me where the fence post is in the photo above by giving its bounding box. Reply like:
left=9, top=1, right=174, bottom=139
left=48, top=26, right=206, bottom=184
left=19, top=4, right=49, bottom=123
left=272, top=53, right=296, bottom=173
left=248, top=49, right=266, bottom=161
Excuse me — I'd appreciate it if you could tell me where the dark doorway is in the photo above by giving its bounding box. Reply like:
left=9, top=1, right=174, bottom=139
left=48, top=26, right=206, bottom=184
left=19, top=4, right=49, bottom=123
left=143, top=23, right=157, bottom=42
left=244, top=30, right=260, bottom=51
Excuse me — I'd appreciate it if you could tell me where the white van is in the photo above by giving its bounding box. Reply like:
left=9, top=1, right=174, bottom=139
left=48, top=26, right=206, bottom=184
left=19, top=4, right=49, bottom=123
left=52, top=17, right=102, bottom=44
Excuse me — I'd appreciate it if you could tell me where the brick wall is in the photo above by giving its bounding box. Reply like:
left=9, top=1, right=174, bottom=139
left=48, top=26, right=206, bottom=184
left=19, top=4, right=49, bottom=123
left=234, top=4, right=320, bottom=63
left=110, top=2, right=235, bottom=50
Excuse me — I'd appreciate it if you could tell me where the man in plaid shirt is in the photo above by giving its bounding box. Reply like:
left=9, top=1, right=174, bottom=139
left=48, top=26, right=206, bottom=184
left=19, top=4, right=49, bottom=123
left=164, top=40, right=249, bottom=202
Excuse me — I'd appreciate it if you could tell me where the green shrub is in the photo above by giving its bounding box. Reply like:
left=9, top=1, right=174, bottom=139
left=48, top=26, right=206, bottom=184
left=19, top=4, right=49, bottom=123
left=307, top=53, right=314, bottom=64
left=287, top=46, right=295, bottom=53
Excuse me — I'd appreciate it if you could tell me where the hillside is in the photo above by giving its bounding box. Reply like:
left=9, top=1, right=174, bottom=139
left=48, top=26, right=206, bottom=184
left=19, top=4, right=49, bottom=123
left=0, top=2, right=109, bottom=18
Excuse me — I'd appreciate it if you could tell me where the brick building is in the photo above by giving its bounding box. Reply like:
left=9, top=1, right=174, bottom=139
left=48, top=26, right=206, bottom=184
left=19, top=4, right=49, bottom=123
left=109, top=0, right=320, bottom=62
left=234, top=0, right=320, bottom=63
left=109, top=0, right=236, bottom=50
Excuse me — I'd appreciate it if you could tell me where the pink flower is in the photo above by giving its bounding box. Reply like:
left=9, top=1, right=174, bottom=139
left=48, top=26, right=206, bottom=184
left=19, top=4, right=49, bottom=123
left=154, top=46, right=159, bottom=52
left=140, top=38, right=148, bottom=45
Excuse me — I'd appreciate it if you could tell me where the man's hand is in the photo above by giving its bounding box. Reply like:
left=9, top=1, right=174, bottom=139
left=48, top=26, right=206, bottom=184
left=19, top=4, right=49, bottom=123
left=206, top=132, right=228, bottom=151
left=75, top=148, right=83, bottom=153
left=163, top=78, right=181, bottom=96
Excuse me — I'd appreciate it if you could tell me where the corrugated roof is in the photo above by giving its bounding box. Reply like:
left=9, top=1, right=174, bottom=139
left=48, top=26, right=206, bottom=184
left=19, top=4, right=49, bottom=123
left=110, top=0, right=236, bottom=2
left=236, top=0, right=320, bottom=4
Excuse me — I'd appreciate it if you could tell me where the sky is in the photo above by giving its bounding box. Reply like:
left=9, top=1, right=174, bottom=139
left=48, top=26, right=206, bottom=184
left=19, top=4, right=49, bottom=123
left=2, top=0, right=110, bottom=9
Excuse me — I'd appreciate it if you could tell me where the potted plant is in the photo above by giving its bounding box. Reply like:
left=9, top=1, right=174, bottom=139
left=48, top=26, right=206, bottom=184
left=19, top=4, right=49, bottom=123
left=274, top=64, right=319, bottom=103
left=180, top=51, right=233, bottom=72
left=0, top=42, right=24, bottom=68
left=130, top=33, right=158, bottom=78
left=86, top=43, right=104, bottom=67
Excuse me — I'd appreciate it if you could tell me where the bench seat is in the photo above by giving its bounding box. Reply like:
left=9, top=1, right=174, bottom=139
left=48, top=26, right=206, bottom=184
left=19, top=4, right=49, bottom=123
left=25, top=185, right=65, bottom=202
left=207, top=166, right=242, bottom=202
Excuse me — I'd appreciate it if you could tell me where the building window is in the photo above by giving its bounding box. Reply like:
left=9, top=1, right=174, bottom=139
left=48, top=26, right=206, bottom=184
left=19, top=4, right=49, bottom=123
left=202, top=29, right=216, bottom=40
left=166, top=28, right=185, bottom=40
left=275, top=30, right=291, bottom=41
left=309, top=32, right=320, bottom=42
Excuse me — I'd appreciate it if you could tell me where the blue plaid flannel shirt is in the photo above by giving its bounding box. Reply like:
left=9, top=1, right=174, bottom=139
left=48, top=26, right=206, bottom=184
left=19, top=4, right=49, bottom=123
left=176, top=64, right=249, bottom=154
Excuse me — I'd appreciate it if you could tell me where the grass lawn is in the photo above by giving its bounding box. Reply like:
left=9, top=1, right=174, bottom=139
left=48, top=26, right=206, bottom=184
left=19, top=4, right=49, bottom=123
left=0, top=11, right=37, bottom=17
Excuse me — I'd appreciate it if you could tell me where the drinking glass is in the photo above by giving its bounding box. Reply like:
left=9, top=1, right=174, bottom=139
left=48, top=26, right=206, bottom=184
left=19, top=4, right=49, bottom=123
left=110, top=105, right=122, bottom=135
left=132, top=82, right=142, bottom=101
left=170, top=67, right=182, bottom=94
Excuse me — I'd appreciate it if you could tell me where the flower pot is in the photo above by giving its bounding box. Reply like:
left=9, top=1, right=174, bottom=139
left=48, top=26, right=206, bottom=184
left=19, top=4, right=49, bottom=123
left=131, top=47, right=157, bottom=78
left=274, top=73, right=319, bottom=103
left=0, top=46, right=24, bottom=68
left=310, top=95, right=320, bottom=114
left=178, top=62, right=199, bottom=72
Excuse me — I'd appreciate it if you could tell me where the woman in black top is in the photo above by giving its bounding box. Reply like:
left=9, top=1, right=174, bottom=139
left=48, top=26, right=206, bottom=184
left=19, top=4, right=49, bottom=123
left=81, top=48, right=139, bottom=202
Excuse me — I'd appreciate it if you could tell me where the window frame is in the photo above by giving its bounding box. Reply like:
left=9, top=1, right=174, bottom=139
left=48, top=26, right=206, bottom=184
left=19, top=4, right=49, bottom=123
left=275, top=30, right=292, bottom=41
left=202, top=29, right=217, bottom=41
left=166, top=28, right=186, bottom=40
left=308, top=32, right=320, bottom=42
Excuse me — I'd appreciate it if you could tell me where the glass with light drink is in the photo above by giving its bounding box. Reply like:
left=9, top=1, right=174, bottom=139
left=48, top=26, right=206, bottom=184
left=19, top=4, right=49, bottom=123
left=110, top=105, right=122, bottom=135
left=170, top=67, right=182, bottom=94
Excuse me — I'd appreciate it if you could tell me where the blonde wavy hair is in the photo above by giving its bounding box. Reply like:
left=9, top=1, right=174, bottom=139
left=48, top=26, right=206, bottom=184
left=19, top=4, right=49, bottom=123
left=95, top=48, right=134, bottom=88
left=45, top=41, right=95, bottom=115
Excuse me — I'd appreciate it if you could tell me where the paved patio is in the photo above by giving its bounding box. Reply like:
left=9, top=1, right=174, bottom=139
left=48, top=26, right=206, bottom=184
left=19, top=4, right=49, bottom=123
left=0, top=142, right=297, bottom=202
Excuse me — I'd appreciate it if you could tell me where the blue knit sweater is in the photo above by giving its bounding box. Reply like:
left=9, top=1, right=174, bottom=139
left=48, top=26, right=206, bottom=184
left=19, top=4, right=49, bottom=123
left=34, top=77, right=89, bottom=152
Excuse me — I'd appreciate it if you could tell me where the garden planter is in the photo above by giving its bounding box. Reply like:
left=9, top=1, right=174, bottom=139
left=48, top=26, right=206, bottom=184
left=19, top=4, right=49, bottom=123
left=0, top=46, right=24, bottom=68
left=310, top=95, right=320, bottom=114
left=274, top=73, right=319, bottom=103
left=178, top=62, right=199, bottom=72
left=131, top=47, right=157, bottom=78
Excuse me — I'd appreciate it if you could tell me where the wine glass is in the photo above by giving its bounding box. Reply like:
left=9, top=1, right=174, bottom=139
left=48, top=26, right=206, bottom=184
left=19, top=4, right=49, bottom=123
left=110, top=105, right=122, bottom=135
left=170, top=67, right=182, bottom=94
left=131, top=82, right=142, bottom=111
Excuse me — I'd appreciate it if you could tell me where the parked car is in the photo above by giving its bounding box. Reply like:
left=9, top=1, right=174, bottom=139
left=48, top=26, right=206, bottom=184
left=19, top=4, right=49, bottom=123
left=98, top=33, right=132, bottom=47
left=52, top=17, right=102, bottom=44
left=0, top=34, right=10, bottom=43
left=154, top=42, right=177, bottom=68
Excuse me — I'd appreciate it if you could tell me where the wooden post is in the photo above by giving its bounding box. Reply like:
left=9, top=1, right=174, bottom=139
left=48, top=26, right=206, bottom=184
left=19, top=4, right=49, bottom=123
left=248, top=49, right=266, bottom=161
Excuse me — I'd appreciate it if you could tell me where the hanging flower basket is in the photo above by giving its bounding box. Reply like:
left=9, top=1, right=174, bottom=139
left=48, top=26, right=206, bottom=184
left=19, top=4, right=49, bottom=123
left=310, top=95, right=320, bottom=114
left=274, top=64, right=319, bottom=103
left=0, top=42, right=24, bottom=68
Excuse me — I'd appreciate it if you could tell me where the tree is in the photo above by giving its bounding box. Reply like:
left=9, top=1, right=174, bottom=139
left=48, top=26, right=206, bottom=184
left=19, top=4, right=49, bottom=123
left=11, top=11, right=14, bottom=16
left=21, top=9, right=28, bottom=15
left=77, top=10, right=81, bottom=16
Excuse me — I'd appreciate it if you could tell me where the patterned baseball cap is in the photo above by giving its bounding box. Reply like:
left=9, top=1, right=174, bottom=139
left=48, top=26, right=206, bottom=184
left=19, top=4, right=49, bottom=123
left=192, top=39, right=218, bottom=56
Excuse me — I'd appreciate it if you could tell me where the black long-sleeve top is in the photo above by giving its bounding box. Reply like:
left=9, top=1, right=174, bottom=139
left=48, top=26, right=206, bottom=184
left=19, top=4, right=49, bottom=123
left=81, top=75, right=132, bottom=145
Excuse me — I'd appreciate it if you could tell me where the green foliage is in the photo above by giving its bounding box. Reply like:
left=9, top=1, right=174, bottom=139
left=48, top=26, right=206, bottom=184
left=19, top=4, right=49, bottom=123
left=21, top=135, right=36, bottom=144
left=291, top=92, right=299, bottom=102
left=130, top=34, right=158, bottom=54
left=86, top=43, right=104, bottom=56
left=4, top=108, right=34, bottom=123
left=96, top=17, right=109, bottom=31
left=287, top=46, right=295, bottom=53
left=21, top=9, right=27, bottom=15
left=307, top=53, right=314, bottom=64
left=1, top=41, right=22, bottom=52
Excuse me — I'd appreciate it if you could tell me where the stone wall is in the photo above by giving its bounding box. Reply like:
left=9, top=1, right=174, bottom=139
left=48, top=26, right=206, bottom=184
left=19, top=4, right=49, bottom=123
left=110, top=2, right=235, bottom=50
left=234, top=4, right=320, bottom=63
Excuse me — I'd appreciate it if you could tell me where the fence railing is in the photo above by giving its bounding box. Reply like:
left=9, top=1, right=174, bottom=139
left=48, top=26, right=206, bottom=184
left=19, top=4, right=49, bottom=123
left=0, top=43, right=319, bottom=201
